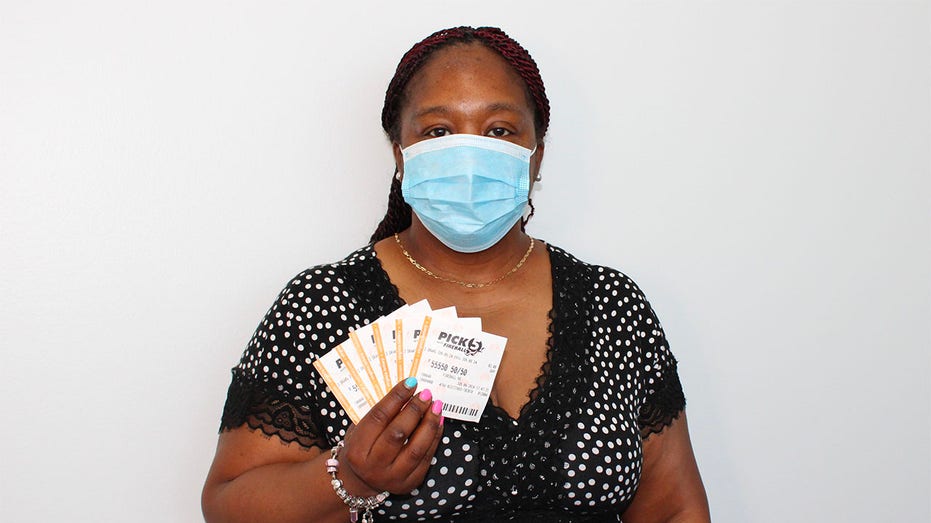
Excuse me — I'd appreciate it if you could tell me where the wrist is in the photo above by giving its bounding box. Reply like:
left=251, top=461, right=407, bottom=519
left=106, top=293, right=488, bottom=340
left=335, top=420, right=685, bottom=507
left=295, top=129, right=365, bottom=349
left=329, top=447, right=380, bottom=497
left=326, top=440, right=389, bottom=522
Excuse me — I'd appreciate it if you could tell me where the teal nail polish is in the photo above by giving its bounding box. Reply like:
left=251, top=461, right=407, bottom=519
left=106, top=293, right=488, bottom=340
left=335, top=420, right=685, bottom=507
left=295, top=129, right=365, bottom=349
left=404, top=377, right=418, bottom=389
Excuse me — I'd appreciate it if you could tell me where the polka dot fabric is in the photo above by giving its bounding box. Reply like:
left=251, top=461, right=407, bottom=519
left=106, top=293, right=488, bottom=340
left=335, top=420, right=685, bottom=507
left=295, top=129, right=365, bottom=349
left=219, top=243, right=685, bottom=521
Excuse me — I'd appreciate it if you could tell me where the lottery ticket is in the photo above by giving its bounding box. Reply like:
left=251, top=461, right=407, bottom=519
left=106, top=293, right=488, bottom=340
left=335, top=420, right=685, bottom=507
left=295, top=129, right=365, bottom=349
left=348, top=323, right=389, bottom=397
left=415, top=317, right=506, bottom=423
left=402, top=306, right=458, bottom=379
left=347, top=329, right=386, bottom=399
left=312, top=344, right=372, bottom=423
left=380, top=300, right=431, bottom=386
left=332, top=340, right=378, bottom=407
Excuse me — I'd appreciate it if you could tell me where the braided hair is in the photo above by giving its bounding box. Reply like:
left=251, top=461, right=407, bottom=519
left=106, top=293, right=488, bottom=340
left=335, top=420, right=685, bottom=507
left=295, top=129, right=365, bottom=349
left=369, top=26, right=550, bottom=244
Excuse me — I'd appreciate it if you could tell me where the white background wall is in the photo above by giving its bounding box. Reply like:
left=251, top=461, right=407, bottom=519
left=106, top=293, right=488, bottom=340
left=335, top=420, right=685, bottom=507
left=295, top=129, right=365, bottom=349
left=1, top=1, right=928, bottom=521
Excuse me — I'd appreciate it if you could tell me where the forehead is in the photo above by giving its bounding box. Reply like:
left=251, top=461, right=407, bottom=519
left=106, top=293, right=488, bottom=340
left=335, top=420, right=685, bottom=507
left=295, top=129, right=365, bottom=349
left=403, top=43, right=532, bottom=111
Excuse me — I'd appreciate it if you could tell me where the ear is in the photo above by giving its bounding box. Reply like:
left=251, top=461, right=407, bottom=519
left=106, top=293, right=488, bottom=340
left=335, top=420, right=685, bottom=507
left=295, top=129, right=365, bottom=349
left=529, top=141, right=545, bottom=190
left=392, top=142, right=404, bottom=180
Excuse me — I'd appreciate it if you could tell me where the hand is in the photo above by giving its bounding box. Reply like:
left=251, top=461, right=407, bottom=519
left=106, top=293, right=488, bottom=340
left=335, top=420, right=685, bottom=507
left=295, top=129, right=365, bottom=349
left=338, top=377, right=444, bottom=495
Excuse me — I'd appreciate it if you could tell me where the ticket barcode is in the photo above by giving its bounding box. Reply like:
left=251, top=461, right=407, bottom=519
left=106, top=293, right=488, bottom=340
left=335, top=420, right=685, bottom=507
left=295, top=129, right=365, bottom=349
left=443, top=403, right=479, bottom=418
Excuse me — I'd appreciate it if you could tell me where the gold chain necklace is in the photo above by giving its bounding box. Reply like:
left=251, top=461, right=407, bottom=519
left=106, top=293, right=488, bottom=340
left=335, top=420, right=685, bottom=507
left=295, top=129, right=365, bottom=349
left=394, top=233, right=535, bottom=289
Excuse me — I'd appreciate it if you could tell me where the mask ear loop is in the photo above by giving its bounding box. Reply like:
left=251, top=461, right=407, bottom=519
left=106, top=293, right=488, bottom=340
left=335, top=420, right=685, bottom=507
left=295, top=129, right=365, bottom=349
left=520, top=198, right=536, bottom=230
left=522, top=145, right=540, bottom=229
left=529, top=145, right=541, bottom=182
left=394, top=141, right=404, bottom=181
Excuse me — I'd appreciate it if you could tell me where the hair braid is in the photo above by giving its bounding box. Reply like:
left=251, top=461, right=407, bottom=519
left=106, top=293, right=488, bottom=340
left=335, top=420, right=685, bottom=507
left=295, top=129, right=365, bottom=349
left=370, top=26, right=549, bottom=244
left=370, top=174, right=410, bottom=244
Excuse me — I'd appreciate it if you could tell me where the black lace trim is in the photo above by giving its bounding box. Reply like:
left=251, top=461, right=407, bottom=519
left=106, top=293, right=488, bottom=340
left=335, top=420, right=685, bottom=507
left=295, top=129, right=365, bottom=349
left=521, top=244, right=595, bottom=454
left=482, top=242, right=587, bottom=424
left=523, top=307, right=558, bottom=417
left=220, top=369, right=326, bottom=449
left=638, top=365, right=686, bottom=439
left=347, top=244, right=406, bottom=332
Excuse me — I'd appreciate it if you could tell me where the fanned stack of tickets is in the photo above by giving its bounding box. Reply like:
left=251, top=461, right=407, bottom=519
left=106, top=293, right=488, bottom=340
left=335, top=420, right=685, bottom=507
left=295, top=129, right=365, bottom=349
left=313, top=300, right=507, bottom=423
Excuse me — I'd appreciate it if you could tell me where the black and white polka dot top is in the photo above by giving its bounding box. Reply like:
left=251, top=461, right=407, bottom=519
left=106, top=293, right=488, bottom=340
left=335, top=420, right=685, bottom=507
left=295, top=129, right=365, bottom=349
left=220, top=242, right=686, bottom=522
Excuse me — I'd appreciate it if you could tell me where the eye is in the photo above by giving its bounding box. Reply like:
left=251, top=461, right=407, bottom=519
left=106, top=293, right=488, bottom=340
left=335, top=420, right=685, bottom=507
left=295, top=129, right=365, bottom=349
left=486, top=127, right=512, bottom=137
left=426, top=127, right=450, bottom=138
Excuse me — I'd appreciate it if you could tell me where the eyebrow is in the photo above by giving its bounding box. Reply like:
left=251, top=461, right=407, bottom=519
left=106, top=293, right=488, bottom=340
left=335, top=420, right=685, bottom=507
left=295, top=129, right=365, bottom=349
left=413, top=102, right=526, bottom=119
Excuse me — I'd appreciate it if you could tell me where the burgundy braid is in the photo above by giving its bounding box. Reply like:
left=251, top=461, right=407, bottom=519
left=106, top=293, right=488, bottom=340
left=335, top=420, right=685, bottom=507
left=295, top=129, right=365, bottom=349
left=370, top=26, right=549, bottom=244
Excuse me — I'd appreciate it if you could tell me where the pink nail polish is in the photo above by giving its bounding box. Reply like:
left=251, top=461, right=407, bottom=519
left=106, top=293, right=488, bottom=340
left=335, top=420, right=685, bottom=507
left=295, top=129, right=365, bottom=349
left=432, top=400, right=443, bottom=415
left=418, top=389, right=432, bottom=402
left=439, top=415, right=445, bottom=427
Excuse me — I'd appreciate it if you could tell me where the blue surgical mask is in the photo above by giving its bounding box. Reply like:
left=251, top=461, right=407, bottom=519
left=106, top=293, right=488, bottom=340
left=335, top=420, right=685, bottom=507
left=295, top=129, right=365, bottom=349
left=400, top=134, right=535, bottom=253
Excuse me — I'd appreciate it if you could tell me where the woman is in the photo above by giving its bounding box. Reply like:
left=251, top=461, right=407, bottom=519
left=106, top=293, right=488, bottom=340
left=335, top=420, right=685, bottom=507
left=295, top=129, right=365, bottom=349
left=203, top=26, right=710, bottom=522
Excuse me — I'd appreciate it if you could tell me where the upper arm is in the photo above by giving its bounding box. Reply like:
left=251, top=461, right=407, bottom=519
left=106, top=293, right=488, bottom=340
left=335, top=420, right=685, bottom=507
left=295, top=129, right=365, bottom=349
left=622, top=412, right=710, bottom=523
left=204, top=425, right=323, bottom=489
left=201, top=426, right=337, bottom=523
left=201, top=425, right=326, bottom=522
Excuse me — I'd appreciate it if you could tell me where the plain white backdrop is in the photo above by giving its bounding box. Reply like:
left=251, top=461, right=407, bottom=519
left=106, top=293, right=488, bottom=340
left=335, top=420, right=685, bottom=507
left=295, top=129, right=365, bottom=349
left=1, top=1, right=928, bottom=521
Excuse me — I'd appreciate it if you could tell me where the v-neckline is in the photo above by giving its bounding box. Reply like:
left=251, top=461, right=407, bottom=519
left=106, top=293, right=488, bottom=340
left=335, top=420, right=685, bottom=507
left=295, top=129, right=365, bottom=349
left=367, top=241, right=560, bottom=425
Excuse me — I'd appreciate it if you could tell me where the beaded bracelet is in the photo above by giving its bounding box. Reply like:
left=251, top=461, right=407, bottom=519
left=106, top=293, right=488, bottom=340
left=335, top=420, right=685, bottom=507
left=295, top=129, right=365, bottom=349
left=327, top=440, right=389, bottom=523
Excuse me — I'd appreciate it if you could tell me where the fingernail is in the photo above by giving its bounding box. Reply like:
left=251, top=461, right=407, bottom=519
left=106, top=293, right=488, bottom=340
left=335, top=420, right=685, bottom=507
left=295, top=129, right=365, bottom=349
left=432, top=400, right=443, bottom=415
left=418, top=389, right=432, bottom=402
left=404, top=377, right=417, bottom=389
left=439, top=415, right=445, bottom=427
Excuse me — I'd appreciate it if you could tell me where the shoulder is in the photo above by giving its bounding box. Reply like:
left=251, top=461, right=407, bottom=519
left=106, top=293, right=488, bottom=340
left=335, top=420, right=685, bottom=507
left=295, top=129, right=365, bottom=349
left=248, top=245, right=382, bottom=354
left=279, top=245, right=377, bottom=291
left=545, top=242, right=652, bottom=307
left=268, top=245, right=384, bottom=310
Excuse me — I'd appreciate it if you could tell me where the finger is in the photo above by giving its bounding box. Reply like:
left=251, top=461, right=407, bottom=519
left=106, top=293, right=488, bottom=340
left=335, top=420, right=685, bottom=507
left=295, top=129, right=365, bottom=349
left=350, top=377, right=419, bottom=449
left=368, top=388, right=435, bottom=464
left=391, top=398, right=444, bottom=479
